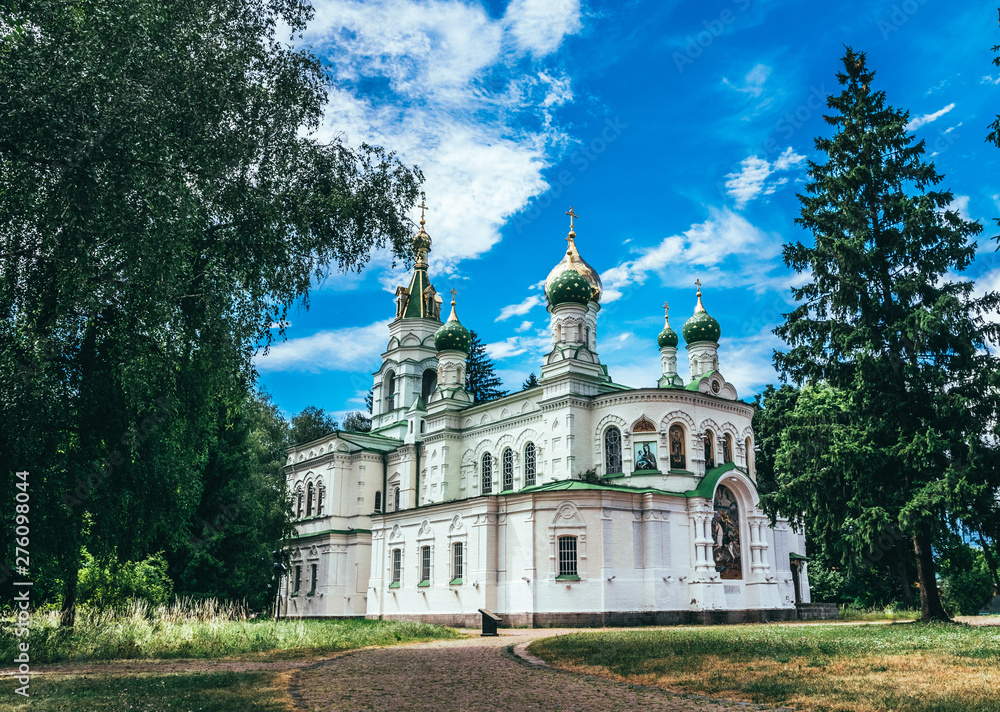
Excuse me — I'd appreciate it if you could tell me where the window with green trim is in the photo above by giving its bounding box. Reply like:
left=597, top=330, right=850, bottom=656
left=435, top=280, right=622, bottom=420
left=558, top=536, right=578, bottom=577
left=453, top=541, right=463, bottom=580
left=309, top=563, right=318, bottom=595
left=502, top=448, right=513, bottom=490
left=524, top=442, right=536, bottom=486
left=420, top=545, right=431, bottom=584
left=293, top=564, right=302, bottom=593
left=391, top=548, right=401, bottom=585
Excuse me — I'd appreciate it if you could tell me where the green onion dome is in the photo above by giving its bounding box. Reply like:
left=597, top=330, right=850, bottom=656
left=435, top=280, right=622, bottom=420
left=683, top=286, right=721, bottom=344
left=434, top=298, right=472, bottom=353
left=657, top=323, right=679, bottom=348
left=546, top=268, right=591, bottom=307
left=543, top=231, right=602, bottom=303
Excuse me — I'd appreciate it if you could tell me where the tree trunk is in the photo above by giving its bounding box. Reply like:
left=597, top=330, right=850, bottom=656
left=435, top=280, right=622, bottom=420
left=60, top=562, right=78, bottom=628
left=913, top=530, right=950, bottom=622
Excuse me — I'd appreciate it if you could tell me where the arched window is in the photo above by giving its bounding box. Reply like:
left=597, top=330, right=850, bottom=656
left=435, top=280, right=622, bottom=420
left=712, top=485, right=742, bottom=579
left=502, top=448, right=514, bottom=491
left=524, top=442, right=537, bottom=486
left=669, top=424, right=686, bottom=470
left=391, top=549, right=402, bottom=585
left=374, top=491, right=383, bottom=512
left=704, top=431, right=715, bottom=469
left=384, top=370, right=396, bottom=411
left=723, top=434, right=734, bottom=464
left=306, top=482, right=314, bottom=516
left=482, top=452, right=493, bottom=494
left=421, top=368, right=437, bottom=401
left=316, top=483, right=325, bottom=516
left=745, top=436, right=753, bottom=471
left=393, top=487, right=400, bottom=511
left=296, top=487, right=304, bottom=518
left=604, top=427, right=622, bottom=474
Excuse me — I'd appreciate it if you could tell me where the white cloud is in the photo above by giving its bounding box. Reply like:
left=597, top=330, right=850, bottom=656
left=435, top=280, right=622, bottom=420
left=496, top=294, right=543, bottom=321
left=722, top=63, right=771, bottom=98
left=255, top=320, right=390, bottom=373
left=505, top=0, right=581, bottom=56
left=944, top=195, right=970, bottom=219
left=516, top=320, right=534, bottom=333
left=300, top=0, right=582, bottom=273
left=906, top=103, right=956, bottom=131
left=981, top=75, right=1000, bottom=86
left=485, top=331, right=550, bottom=360
left=725, top=147, right=805, bottom=209
left=600, top=207, right=787, bottom=302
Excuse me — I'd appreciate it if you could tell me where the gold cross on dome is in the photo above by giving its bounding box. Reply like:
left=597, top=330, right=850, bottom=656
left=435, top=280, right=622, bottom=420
left=663, top=301, right=670, bottom=319
left=565, top=206, right=578, bottom=234
left=695, top=278, right=702, bottom=294
left=450, top=287, right=457, bottom=304
left=418, top=194, right=428, bottom=222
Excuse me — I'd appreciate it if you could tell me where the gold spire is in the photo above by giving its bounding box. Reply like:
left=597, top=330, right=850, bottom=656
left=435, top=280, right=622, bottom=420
left=695, top=279, right=706, bottom=313
left=663, top=300, right=671, bottom=327
left=447, top=287, right=458, bottom=320
left=418, top=193, right=427, bottom=229
left=414, top=192, right=431, bottom=269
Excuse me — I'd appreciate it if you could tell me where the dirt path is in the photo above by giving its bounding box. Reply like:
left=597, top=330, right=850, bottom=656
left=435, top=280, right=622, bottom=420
left=289, top=628, right=789, bottom=712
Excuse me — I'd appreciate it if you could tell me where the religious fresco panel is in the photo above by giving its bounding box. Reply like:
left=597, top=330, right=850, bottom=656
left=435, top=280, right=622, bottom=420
left=712, top=485, right=742, bottom=579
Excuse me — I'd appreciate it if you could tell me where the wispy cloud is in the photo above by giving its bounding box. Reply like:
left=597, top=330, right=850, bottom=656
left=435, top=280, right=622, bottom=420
left=497, top=294, right=544, bottom=321
left=599, top=207, right=789, bottom=302
left=485, top=331, right=550, bottom=359
left=722, top=63, right=771, bottom=98
left=256, top=320, right=391, bottom=373
left=725, top=147, right=805, bottom=209
left=302, top=0, right=583, bottom=272
left=905, top=103, right=956, bottom=131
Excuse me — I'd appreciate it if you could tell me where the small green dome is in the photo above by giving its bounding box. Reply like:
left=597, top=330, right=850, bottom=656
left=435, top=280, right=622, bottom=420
left=657, top=326, right=678, bottom=348
left=683, top=288, right=721, bottom=344
left=546, top=269, right=591, bottom=307
left=434, top=302, right=472, bottom=353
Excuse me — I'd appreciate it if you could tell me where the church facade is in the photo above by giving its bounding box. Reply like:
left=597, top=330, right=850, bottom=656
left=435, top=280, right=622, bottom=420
left=280, top=209, right=813, bottom=626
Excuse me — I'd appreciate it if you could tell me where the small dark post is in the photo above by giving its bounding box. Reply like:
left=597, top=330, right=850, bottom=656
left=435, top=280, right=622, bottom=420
left=478, top=608, right=501, bottom=637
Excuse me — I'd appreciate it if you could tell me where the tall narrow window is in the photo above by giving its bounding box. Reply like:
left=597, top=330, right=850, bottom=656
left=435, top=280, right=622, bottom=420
left=502, top=448, right=514, bottom=491
left=306, top=483, right=314, bottom=516
left=420, top=546, right=431, bottom=584
left=316, top=484, right=325, bottom=516
left=384, top=370, right=396, bottom=412
left=723, top=434, right=734, bottom=464
left=524, top=443, right=537, bottom=487
left=669, top=425, right=686, bottom=470
left=391, top=549, right=401, bottom=585
left=421, top=368, right=437, bottom=401
left=452, top=542, right=464, bottom=581
left=393, top=487, right=400, bottom=511
left=374, top=491, right=383, bottom=512
left=296, top=488, right=304, bottom=518
left=558, top=536, right=578, bottom=578
left=604, top=427, right=622, bottom=474
left=309, top=563, right=318, bottom=593
left=704, top=432, right=715, bottom=469
left=482, top=452, right=493, bottom=494
left=745, top=436, right=753, bottom=470
left=293, top=565, right=302, bottom=593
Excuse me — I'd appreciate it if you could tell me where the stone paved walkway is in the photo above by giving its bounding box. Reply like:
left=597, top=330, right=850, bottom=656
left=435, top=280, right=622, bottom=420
left=290, top=628, right=787, bottom=711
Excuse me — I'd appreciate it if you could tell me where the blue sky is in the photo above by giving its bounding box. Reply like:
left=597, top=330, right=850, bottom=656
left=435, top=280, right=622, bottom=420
left=256, top=0, right=1000, bottom=420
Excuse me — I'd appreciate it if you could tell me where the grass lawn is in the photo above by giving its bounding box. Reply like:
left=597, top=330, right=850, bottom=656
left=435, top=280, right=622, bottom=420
left=528, top=621, right=1000, bottom=712
left=0, top=671, right=291, bottom=712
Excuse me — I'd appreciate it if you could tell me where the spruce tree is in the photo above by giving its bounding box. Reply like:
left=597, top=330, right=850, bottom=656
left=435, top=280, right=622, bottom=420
left=522, top=372, right=540, bottom=389
left=465, top=330, right=508, bottom=403
left=768, top=48, right=1000, bottom=621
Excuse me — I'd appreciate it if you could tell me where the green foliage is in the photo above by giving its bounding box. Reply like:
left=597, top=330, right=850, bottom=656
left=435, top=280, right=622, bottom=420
left=465, top=330, right=508, bottom=404
left=938, top=536, right=995, bottom=616
left=341, top=410, right=372, bottom=433
left=288, top=405, right=338, bottom=445
left=0, top=0, right=421, bottom=622
left=521, top=372, right=540, bottom=389
left=803, top=562, right=846, bottom=604
left=766, top=48, right=1000, bottom=622
left=0, top=598, right=460, bottom=663
left=78, top=551, right=174, bottom=609
left=750, top=384, right=799, bottom=496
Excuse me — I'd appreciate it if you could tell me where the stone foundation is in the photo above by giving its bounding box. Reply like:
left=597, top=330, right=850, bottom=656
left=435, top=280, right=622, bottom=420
left=370, top=608, right=799, bottom=628
left=795, top=602, right=840, bottom=620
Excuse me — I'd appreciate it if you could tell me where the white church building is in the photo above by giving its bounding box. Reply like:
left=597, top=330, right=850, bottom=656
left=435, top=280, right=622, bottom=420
left=280, top=208, right=816, bottom=626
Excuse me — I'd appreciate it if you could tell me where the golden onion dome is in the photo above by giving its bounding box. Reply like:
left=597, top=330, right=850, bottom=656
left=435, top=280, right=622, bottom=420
left=544, top=230, right=602, bottom=303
